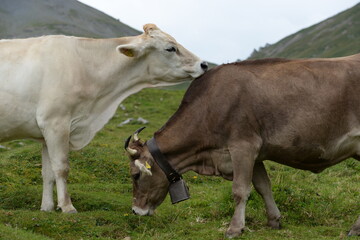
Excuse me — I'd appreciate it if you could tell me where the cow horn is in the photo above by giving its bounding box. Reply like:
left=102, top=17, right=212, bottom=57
left=133, top=126, right=146, bottom=141
left=127, top=147, right=137, bottom=156
left=124, top=135, right=131, bottom=149
left=124, top=135, right=137, bottom=155
left=124, top=127, right=146, bottom=156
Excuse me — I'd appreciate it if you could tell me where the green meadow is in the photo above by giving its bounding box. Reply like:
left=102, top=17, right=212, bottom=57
left=0, top=88, right=359, bottom=240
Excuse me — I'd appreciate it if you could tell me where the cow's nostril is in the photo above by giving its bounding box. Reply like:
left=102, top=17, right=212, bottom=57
left=201, top=61, right=208, bottom=71
left=132, top=209, right=136, bottom=215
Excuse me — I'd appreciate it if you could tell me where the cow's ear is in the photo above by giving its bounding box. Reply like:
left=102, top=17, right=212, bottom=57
left=134, top=160, right=152, bottom=176
left=143, top=23, right=159, bottom=36
left=117, top=44, right=140, bottom=58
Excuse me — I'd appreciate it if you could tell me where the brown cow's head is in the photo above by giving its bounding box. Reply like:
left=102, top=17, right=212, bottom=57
left=125, top=128, right=169, bottom=216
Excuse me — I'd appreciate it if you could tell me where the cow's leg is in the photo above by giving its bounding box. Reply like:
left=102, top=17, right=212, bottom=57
left=42, top=122, right=77, bottom=213
left=349, top=216, right=360, bottom=236
left=348, top=156, right=360, bottom=235
left=40, top=144, right=55, bottom=211
left=252, top=162, right=281, bottom=229
left=226, top=141, right=258, bottom=238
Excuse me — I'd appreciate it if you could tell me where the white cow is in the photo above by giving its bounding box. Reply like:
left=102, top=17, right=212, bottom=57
left=0, top=24, right=208, bottom=213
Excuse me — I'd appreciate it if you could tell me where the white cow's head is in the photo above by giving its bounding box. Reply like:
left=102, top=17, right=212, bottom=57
left=117, top=24, right=208, bottom=85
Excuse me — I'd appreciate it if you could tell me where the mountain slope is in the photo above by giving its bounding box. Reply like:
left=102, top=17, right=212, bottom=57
left=249, top=3, right=360, bottom=59
left=0, top=0, right=141, bottom=39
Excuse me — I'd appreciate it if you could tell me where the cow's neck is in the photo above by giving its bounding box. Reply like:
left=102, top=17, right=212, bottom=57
left=76, top=37, right=159, bottom=104
left=154, top=91, right=225, bottom=177
left=78, top=38, right=143, bottom=84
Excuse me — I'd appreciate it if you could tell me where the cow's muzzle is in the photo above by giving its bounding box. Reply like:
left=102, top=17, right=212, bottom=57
left=132, top=206, right=154, bottom=216
left=201, top=61, right=208, bottom=71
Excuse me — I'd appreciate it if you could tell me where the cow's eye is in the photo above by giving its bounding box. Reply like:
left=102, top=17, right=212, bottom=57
left=166, top=47, right=177, bottom=52
left=133, top=173, right=140, bottom=181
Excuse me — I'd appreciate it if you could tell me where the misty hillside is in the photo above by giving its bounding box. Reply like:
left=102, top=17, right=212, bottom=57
left=249, top=3, right=360, bottom=59
left=0, top=0, right=141, bottom=39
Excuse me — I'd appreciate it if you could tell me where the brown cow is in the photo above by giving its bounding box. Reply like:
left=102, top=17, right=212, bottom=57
left=125, top=54, right=360, bottom=238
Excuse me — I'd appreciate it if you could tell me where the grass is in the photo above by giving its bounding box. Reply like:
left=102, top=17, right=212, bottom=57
left=0, top=88, right=359, bottom=240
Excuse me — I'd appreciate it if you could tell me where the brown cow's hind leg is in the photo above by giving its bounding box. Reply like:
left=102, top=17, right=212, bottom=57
left=252, top=161, right=281, bottom=229
left=349, top=216, right=360, bottom=236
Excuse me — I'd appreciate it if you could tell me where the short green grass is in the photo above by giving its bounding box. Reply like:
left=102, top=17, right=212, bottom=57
left=0, top=88, right=359, bottom=240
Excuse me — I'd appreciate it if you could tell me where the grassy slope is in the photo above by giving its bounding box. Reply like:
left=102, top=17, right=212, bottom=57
left=0, top=88, right=359, bottom=240
left=249, top=3, right=360, bottom=59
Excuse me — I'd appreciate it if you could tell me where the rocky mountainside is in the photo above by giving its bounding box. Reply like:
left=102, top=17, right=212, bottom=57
left=0, top=0, right=140, bottom=39
left=249, top=3, right=360, bottom=59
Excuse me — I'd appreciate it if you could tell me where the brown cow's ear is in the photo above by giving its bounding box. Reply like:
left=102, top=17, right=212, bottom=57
left=134, top=160, right=152, bottom=176
left=117, top=44, right=139, bottom=57
left=143, top=23, right=159, bottom=35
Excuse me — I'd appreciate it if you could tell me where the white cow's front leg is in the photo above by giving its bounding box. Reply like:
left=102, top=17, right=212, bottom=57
left=42, top=121, right=77, bottom=213
left=41, top=144, right=55, bottom=211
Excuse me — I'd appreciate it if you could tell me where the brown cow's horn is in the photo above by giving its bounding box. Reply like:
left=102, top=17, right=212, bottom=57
left=134, top=134, right=139, bottom=141
left=124, top=127, right=146, bottom=156
left=124, top=135, right=131, bottom=149
left=124, top=135, right=137, bottom=155
left=133, top=126, right=146, bottom=141
left=127, top=147, right=137, bottom=156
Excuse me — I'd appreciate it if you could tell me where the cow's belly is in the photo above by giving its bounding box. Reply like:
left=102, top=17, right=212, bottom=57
left=323, top=127, right=360, bottom=161
left=209, top=149, right=233, bottom=180
left=0, top=100, right=42, bottom=142
left=0, top=55, right=44, bottom=141
left=264, top=128, right=360, bottom=172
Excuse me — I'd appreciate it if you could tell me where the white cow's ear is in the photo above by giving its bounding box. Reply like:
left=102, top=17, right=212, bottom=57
left=134, top=160, right=152, bottom=176
left=117, top=44, right=140, bottom=58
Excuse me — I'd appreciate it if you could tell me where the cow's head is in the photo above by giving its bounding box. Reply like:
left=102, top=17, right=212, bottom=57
left=125, top=128, right=169, bottom=216
left=117, top=24, right=208, bottom=85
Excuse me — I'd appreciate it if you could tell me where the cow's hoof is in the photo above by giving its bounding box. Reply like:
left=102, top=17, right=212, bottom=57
left=348, top=227, right=360, bottom=236
left=268, top=219, right=282, bottom=229
left=58, top=205, right=78, bottom=213
left=40, top=205, right=55, bottom=212
left=65, top=209, right=78, bottom=214
left=41, top=208, right=54, bottom=212
left=225, top=228, right=243, bottom=239
left=348, top=218, right=360, bottom=236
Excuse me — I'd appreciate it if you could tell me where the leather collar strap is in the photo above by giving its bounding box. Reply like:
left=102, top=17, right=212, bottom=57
left=146, top=137, right=182, bottom=183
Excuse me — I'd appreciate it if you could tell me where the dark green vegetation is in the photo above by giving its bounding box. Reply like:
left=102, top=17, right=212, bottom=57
left=0, top=0, right=140, bottom=39
left=249, top=3, right=360, bottom=59
left=0, top=88, right=359, bottom=239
